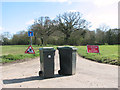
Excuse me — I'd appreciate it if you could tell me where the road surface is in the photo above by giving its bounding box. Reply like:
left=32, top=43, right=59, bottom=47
left=1, top=50, right=118, bottom=88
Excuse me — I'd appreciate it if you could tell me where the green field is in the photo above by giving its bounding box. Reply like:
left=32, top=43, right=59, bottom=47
left=0, top=45, right=57, bottom=63
left=0, top=45, right=119, bottom=65
left=1, top=45, right=57, bottom=55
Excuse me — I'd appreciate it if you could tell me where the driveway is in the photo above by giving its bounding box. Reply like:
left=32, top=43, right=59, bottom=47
left=1, top=50, right=118, bottom=88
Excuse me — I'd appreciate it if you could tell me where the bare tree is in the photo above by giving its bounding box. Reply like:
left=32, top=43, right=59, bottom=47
left=29, top=16, right=56, bottom=45
left=56, top=12, right=90, bottom=44
left=98, top=24, right=110, bottom=31
left=1, top=32, right=12, bottom=45
left=96, top=24, right=110, bottom=44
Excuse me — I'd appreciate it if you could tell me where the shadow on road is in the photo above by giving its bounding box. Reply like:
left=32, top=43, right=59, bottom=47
left=3, top=74, right=68, bottom=84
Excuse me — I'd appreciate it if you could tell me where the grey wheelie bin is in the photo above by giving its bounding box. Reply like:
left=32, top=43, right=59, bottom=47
left=57, top=46, right=77, bottom=75
left=39, top=47, right=55, bottom=78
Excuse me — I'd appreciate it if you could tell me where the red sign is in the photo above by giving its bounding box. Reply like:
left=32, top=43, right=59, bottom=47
left=87, top=45, right=100, bottom=53
left=25, top=45, right=35, bottom=54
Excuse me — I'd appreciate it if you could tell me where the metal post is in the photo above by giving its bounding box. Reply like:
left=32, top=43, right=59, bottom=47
left=31, top=37, right=32, bottom=45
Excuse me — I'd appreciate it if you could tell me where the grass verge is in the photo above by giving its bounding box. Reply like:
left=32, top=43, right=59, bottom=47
left=1, top=50, right=39, bottom=63
left=75, top=45, right=119, bottom=66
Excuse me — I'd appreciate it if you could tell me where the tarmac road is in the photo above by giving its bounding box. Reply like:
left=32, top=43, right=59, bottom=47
left=1, top=50, right=118, bottom=88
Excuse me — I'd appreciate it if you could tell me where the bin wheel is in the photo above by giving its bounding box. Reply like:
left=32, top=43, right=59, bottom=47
left=39, top=71, right=42, bottom=76
left=58, top=70, right=61, bottom=75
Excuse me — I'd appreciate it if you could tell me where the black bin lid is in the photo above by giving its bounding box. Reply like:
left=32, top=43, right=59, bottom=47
left=39, top=47, right=55, bottom=51
left=57, top=46, right=77, bottom=51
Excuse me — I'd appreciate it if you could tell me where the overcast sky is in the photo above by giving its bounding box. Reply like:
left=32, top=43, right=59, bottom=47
left=0, top=0, right=119, bottom=34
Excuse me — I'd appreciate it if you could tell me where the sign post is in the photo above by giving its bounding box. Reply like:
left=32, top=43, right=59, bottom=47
left=30, top=37, right=32, bottom=45
left=25, top=31, right=35, bottom=54
left=28, top=31, right=33, bottom=45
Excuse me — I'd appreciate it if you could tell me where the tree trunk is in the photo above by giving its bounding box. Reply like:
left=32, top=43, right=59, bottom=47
left=40, top=37, right=44, bottom=46
left=65, top=34, right=70, bottom=45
